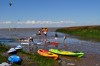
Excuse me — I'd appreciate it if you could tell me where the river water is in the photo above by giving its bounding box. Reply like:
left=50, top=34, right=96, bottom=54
left=0, top=28, right=100, bottom=66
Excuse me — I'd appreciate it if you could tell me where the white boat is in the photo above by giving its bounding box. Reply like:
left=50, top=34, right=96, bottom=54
left=21, top=42, right=29, bottom=45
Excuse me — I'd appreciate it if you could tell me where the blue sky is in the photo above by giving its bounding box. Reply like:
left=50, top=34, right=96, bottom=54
left=0, top=0, right=100, bottom=28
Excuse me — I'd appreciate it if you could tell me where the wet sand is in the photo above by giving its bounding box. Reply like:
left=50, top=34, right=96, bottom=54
left=0, top=28, right=100, bottom=66
left=58, top=39, right=100, bottom=66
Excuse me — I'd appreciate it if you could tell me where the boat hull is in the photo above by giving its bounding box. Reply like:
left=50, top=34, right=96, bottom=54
left=37, top=49, right=58, bottom=60
left=49, top=49, right=84, bottom=57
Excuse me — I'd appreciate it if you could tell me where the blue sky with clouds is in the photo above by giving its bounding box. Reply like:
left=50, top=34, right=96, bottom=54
left=0, top=0, right=100, bottom=28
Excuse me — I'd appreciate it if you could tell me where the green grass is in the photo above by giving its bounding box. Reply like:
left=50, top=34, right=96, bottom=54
left=0, top=44, right=9, bottom=52
left=56, top=26, right=100, bottom=41
left=0, top=43, right=58, bottom=66
left=0, top=54, right=7, bottom=63
left=33, top=53, right=55, bottom=66
left=0, top=43, right=9, bottom=63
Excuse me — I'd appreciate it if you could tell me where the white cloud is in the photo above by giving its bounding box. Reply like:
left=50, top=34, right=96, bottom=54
left=0, top=21, right=12, bottom=24
left=0, top=20, right=76, bottom=28
left=0, top=20, right=76, bottom=24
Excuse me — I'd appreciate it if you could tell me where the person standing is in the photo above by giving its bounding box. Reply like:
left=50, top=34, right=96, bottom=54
left=29, top=37, right=34, bottom=42
left=37, top=29, right=42, bottom=41
left=28, top=36, right=34, bottom=52
left=63, top=34, right=67, bottom=43
left=54, top=32, right=58, bottom=42
left=28, top=36, right=34, bottom=44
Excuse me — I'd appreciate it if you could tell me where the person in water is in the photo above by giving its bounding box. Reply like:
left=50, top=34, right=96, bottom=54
left=63, top=34, right=67, bottom=43
left=29, top=36, right=34, bottom=42
left=28, top=36, right=34, bottom=45
left=63, top=35, right=67, bottom=41
left=54, top=32, right=58, bottom=42
left=7, top=48, right=22, bottom=65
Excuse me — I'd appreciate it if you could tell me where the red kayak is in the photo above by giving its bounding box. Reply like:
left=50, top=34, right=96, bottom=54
left=50, top=42, right=59, bottom=45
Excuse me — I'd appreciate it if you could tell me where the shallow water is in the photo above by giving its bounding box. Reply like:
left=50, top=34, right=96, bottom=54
left=0, top=28, right=100, bottom=66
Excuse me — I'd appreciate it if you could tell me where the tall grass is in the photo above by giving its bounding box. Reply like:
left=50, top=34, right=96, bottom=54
left=56, top=26, right=100, bottom=41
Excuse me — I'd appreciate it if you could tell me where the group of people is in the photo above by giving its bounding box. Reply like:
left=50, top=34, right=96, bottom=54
left=37, top=28, right=67, bottom=42
left=37, top=28, right=48, bottom=37
left=36, top=28, right=48, bottom=41
left=54, top=32, right=67, bottom=42
left=19, top=28, right=68, bottom=51
left=28, top=29, right=67, bottom=45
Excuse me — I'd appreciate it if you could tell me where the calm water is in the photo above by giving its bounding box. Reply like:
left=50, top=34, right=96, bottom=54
left=0, top=28, right=100, bottom=54
left=0, top=28, right=100, bottom=66
left=0, top=28, right=63, bottom=46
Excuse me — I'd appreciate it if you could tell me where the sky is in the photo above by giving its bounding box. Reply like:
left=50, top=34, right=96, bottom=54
left=0, top=0, right=100, bottom=28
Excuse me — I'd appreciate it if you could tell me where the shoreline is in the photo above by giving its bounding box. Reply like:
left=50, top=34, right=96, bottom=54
left=0, top=26, right=100, bottom=66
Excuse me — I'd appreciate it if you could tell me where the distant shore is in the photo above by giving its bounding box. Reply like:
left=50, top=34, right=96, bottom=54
left=56, top=25, right=100, bottom=42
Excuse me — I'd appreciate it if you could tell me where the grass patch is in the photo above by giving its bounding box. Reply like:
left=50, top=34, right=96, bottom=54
left=0, top=43, right=58, bottom=66
left=0, top=43, right=10, bottom=52
left=0, top=54, right=7, bottom=63
left=56, top=26, right=100, bottom=41
left=33, top=53, right=55, bottom=66
left=0, top=43, right=9, bottom=63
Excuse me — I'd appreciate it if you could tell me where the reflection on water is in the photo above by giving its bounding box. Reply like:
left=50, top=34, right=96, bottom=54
left=0, top=29, right=100, bottom=54
left=0, top=28, right=100, bottom=66
left=0, top=38, right=15, bottom=42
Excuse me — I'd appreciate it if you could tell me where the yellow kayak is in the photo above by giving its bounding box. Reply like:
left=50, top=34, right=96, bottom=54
left=37, top=49, right=58, bottom=60
left=49, top=49, right=84, bottom=58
